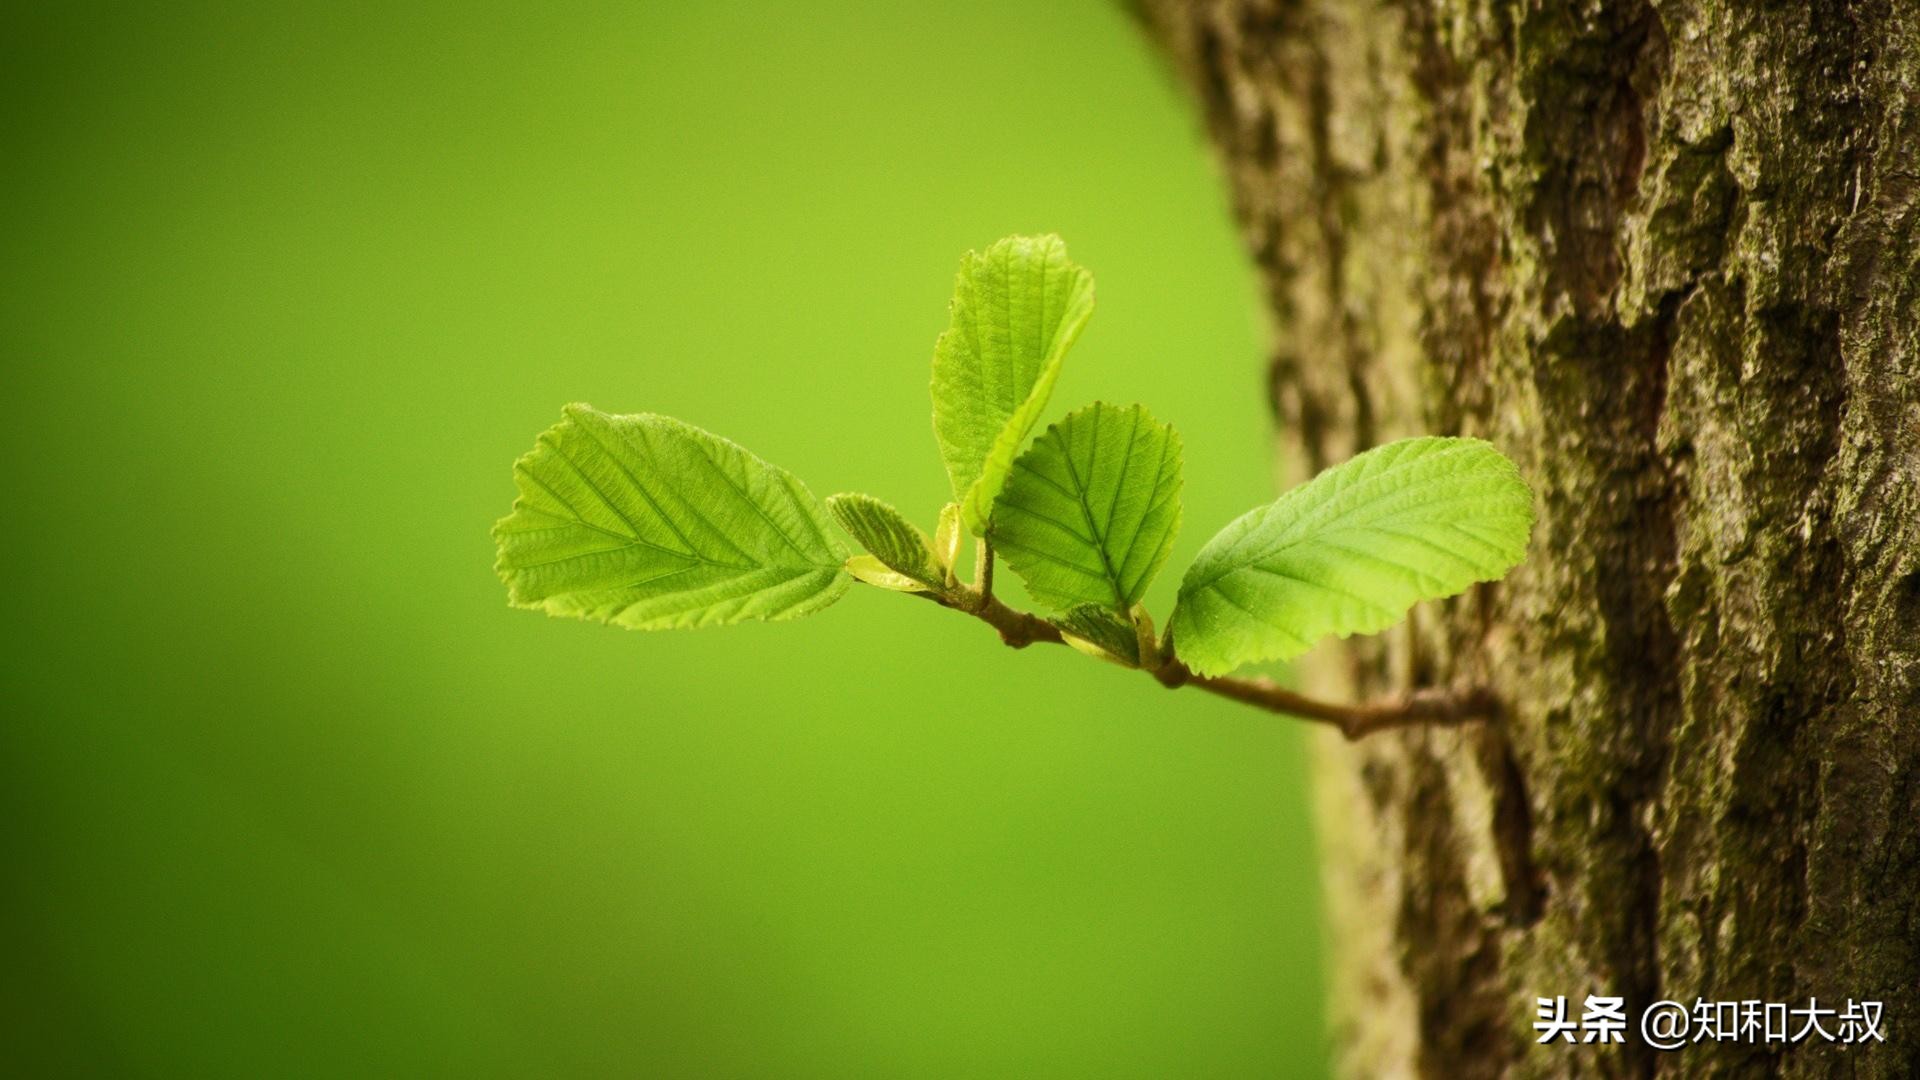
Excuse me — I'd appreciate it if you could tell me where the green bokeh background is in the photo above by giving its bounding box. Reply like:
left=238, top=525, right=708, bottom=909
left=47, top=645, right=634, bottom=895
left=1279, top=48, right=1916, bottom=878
left=2, top=3, right=1328, bottom=1076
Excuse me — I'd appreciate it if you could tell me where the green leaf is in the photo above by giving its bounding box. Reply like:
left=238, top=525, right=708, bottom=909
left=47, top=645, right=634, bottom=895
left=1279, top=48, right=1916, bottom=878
left=990, top=402, right=1182, bottom=613
left=493, top=404, right=850, bottom=630
left=933, top=502, right=962, bottom=573
left=1169, top=437, right=1533, bottom=676
left=930, top=234, right=1096, bottom=535
left=826, top=493, right=943, bottom=589
left=843, top=554, right=931, bottom=593
left=1051, top=604, right=1143, bottom=666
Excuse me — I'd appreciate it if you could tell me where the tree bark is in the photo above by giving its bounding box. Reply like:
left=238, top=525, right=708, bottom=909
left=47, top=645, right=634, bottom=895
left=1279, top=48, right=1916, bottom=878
left=1138, top=1, right=1919, bottom=1076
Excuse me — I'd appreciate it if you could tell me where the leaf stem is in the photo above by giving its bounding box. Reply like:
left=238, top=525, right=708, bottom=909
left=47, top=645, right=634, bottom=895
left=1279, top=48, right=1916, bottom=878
left=971, top=536, right=995, bottom=611
left=924, top=585, right=1496, bottom=738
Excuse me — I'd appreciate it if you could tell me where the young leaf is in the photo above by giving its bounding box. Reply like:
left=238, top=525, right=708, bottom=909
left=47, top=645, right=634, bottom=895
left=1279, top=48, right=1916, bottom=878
left=493, top=405, right=850, bottom=630
left=1051, top=604, right=1142, bottom=666
left=930, top=234, right=1096, bottom=535
left=1169, top=437, right=1533, bottom=676
left=826, top=493, right=943, bottom=590
left=933, top=502, right=962, bottom=572
left=844, top=554, right=931, bottom=593
left=990, top=402, right=1182, bottom=614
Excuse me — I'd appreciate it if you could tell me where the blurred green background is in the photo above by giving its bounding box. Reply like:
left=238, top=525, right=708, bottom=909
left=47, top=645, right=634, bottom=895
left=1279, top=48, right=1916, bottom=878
left=1, top=3, right=1327, bottom=1076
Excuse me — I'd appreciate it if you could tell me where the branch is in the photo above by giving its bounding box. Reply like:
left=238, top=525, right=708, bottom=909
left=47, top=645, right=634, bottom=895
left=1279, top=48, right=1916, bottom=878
left=1178, top=673, right=1498, bottom=740
left=925, top=575, right=1498, bottom=740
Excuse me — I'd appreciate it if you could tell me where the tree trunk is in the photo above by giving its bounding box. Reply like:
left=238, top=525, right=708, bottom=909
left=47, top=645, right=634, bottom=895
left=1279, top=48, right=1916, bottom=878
left=1138, top=1, right=1919, bottom=1076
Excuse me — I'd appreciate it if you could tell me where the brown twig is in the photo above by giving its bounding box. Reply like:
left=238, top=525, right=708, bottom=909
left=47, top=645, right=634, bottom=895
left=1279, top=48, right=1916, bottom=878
left=1178, top=673, right=1498, bottom=740
left=925, top=576, right=1498, bottom=739
left=947, top=590, right=1061, bottom=648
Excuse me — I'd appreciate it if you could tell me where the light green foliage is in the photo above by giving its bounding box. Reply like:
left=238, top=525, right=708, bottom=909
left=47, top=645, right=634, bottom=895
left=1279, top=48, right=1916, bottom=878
left=929, top=234, right=1096, bottom=534
left=494, top=405, right=849, bottom=629
left=932, top=503, right=962, bottom=574
left=827, top=493, right=945, bottom=590
left=1168, top=437, right=1533, bottom=676
left=493, top=240, right=1532, bottom=696
left=1052, top=604, right=1143, bottom=666
left=843, top=555, right=931, bottom=593
left=991, top=402, right=1182, bottom=614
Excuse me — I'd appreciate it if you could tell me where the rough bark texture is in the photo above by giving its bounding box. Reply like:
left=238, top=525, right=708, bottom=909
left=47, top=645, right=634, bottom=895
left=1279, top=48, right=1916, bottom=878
left=1139, top=1, right=1919, bottom=1076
